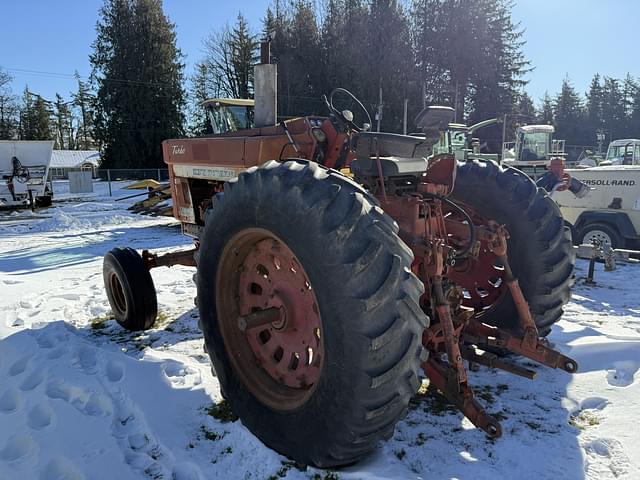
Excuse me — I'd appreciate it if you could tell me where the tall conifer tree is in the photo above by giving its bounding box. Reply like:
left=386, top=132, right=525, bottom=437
left=91, top=0, right=185, bottom=168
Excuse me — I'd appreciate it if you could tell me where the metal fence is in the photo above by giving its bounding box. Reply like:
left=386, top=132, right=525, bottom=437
left=95, top=168, right=170, bottom=182
left=92, top=169, right=171, bottom=197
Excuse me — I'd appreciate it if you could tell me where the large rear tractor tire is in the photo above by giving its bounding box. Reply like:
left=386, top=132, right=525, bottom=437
left=196, top=160, right=428, bottom=468
left=103, top=247, right=158, bottom=331
left=449, top=160, right=574, bottom=336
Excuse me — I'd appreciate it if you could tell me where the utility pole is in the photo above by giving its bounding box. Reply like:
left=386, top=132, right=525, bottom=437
left=501, top=113, right=508, bottom=153
left=403, top=98, right=408, bottom=135
left=376, top=83, right=383, bottom=132
left=453, top=81, right=459, bottom=123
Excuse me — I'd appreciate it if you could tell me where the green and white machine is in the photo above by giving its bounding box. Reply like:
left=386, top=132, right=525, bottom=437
left=501, top=124, right=565, bottom=178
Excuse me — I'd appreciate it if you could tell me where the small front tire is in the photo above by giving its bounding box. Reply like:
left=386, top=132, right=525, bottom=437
left=103, top=247, right=158, bottom=331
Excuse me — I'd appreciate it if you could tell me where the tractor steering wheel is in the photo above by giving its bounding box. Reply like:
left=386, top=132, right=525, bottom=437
left=326, top=88, right=372, bottom=132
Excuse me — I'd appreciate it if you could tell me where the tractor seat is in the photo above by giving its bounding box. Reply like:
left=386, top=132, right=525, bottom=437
left=353, top=131, right=434, bottom=159
left=350, top=156, right=428, bottom=177
left=350, top=131, right=432, bottom=177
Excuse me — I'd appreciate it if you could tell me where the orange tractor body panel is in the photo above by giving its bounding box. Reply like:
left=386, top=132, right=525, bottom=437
left=163, top=117, right=349, bottom=226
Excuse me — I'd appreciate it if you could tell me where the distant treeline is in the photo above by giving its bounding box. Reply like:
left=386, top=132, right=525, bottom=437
left=0, top=0, right=637, bottom=168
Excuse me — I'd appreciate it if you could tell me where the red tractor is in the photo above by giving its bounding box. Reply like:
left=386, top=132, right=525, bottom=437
left=103, top=88, right=576, bottom=468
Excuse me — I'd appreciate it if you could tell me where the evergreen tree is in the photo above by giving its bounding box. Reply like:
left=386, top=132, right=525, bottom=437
left=364, top=0, right=415, bottom=131
left=265, top=1, right=325, bottom=117
left=19, top=88, right=53, bottom=141
left=201, top=14, right=259, bottom=100
left=470, top=0, right=530, bottom=124
left=53, top=93, right=74, bottom=149
left=585, top=73, right=604, bottom=133
left=230, top=14, right=259, bottom=99
left=411, top=0, right=529, bottom=126
left=33, top=97, right=53, bottom=140
left=411, top=0, right=450, bottom=106
left=516, top=92, right=536, bottom=121
left=631, top=79, right=640, bottom=138
left=317, top=0, right=370, bottom=105
left=538, top=92, right=554, bottom=124
left=91, top=0, right=185, bottom=169
left=622, top=74, right=637, bottom=137
left=0, top=69, right=18, bottom=139
left=72, top=72, right=96, bottom=150
left=187, top=62, right=214, bottom=136
left=601, top=77, right=625, bottom=140
left=554, top=77, right=585, bottom=145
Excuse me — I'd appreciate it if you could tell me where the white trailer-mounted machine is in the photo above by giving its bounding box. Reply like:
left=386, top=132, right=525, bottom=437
left=0, top=140, right=54, bottom=209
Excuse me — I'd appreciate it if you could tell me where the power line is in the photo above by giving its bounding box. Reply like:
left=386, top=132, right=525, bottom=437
left=3, top=66, right=181, bottom=90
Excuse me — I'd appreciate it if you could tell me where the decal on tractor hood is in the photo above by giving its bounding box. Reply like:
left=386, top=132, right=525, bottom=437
left=172, top=164, right=240, bottom=181
left=171, top=145, right=186, bottom=155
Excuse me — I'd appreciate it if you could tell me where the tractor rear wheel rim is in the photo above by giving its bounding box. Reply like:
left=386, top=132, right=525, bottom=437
left=445, top=203, right=508, bottom=313
left=216, top=228, right=324, bottom=411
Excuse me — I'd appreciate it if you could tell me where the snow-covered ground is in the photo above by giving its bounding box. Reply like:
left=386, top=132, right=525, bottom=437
left=0, top=181, right=638, bottom=480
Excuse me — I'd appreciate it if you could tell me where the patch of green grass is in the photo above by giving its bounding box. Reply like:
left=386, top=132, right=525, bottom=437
left=310, top=474, right=340, bottom=480
left=569, top=410, right=600, bottom=430
left=153, top=311, right=173, bottom=329
left=495, top=384, right=509, bottom=395
left=90, top=314, right=114, bottom=331
left=491, top=410, right=508, bottom=422
left=199, top=426, right=225, bottom=441
left=267, top=460, right=305, bottom=479
left=205, top=400, right=238, bottom=423
left=409, top=381, right=458, bottom=416
left=478, top=390, right=495, bottom=406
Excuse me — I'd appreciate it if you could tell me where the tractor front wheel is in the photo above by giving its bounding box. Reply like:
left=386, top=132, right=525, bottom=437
left=196, top=160, right=428, bottom=468
left=103, top=247, right=158, bottom=331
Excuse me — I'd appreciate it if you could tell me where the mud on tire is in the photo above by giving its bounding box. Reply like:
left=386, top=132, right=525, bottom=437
left=196, top=160, right=428, bottom=468
left=450, top=160, right=575, bottom=336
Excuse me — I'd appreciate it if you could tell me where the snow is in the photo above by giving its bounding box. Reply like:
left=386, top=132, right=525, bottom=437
left=0, top=182, right=639, bottom=479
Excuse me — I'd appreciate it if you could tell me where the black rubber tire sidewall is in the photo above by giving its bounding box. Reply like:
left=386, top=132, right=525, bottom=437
left=103, top=247, right=158, bottom=331
left=197, top=160, right=428, bottom=467
left=450, top=161, right=574, bottom=336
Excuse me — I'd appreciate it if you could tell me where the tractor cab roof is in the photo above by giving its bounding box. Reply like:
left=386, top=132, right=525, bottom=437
left=518, top=124, right=554, bottom=134
left=608, top=138, right=640, bottom=146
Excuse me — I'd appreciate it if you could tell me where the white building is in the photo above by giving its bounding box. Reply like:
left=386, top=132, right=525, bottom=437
left=49, top=150, right=101, bottom=179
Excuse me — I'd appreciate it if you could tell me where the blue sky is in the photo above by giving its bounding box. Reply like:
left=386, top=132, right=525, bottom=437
left=0, top=0, right=637, bottom=106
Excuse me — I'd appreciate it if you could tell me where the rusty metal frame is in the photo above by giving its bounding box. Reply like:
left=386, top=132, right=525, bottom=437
left=142, top=248, right=197, bottom=269
left=373, top=166, right=578, bottom=438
